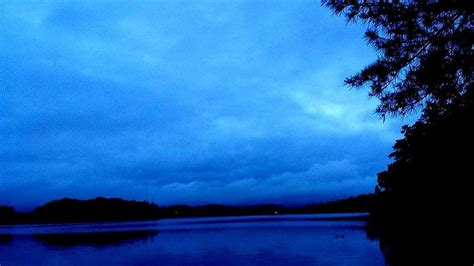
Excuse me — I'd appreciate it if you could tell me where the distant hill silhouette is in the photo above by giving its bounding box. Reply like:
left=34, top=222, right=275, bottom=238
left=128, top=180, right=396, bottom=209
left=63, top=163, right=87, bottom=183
left=32, top=197, right=160, bottom=223
left=0, top=194, right=374, bottom=225
left=0, top=197, right=160, bottom=224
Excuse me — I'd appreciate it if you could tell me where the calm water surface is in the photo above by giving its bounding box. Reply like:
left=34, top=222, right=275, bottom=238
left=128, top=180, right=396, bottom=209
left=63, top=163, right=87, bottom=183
left=0, top=213, right=386, bottom=265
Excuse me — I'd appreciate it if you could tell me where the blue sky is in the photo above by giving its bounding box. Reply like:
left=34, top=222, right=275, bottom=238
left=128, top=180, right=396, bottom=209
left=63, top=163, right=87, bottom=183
left=1, top=1, right=411, bottom=210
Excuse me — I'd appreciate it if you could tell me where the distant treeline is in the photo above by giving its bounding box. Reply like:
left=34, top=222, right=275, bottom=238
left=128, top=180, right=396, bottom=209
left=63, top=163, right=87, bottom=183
left=0, top=194, right=375, bottom=225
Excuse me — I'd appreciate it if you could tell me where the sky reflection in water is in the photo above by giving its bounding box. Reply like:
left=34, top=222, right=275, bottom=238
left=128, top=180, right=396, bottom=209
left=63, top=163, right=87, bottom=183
left=0, top=214, right=385, bottom=265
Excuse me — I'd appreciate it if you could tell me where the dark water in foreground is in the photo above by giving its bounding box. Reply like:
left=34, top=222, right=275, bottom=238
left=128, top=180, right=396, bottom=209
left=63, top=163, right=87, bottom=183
left=0, top=213, right=385, bottom=265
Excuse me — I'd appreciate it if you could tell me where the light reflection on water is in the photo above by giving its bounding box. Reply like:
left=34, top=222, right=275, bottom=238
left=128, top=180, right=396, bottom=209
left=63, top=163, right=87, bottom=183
left=0, top=213, right=386, bottom=265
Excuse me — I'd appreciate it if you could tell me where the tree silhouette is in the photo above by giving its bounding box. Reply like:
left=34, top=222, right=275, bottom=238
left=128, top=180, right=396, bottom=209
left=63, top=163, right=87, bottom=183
left=323, top=1, right=473, bottom=263
left=323, top=0, right=472, bottom=119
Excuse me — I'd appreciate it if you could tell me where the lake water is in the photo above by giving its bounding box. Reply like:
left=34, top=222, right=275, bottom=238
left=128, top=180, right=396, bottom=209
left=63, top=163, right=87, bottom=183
left=0, top=213, right=386, bottom=265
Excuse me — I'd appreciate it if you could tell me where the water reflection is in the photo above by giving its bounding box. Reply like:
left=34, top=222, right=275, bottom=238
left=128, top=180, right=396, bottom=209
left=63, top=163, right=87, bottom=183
left=0, top=233, right=13, bottom=243
left=0, top=214, right=386, bottom=265
left=33, top=230, right=158, bottom=247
